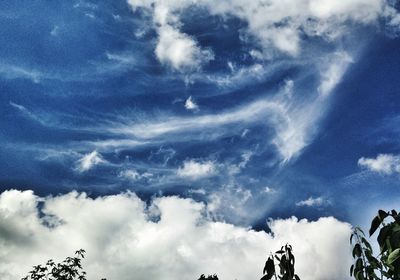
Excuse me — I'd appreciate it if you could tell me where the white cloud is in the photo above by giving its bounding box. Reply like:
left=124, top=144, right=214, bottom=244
left=264, top=186, right=277, bottom=194
left=188, top=188, right=206, bottom=195
left=106, top=52, right=136, bottom=66
left=119, top=169, right=153, bottom=181
left=101, top=76, right=337, bottom=163
left=318, top=52, right=353, bottom=96
left=0, top=63, right=43, bottom=83
left=207, top=185, right=254, bottom=222
left=109, top=98, right=280, bottom=139
left=9, top=101, right=45, bottom=125
left=208, top=63, right=266, bottom=87
left=184, top=96, right=199, bottom=111
left=57, top=50, right=351, bottom=164
left=296, top=196, right=330, bottom=207
left=142, top=1, right=215, bottom=73
left=272, top=52, right=353, bottom=162
left=129, top=0, right=398, bottom=58
left=50, top=25, right=60, bottom=36
left=177, top=159, right=217, bottom=179
left=155, top=25, right=214, bottom=72
left=228, top=151, right=254, bottom=175
left=358, top=154, right=400, bottom=174
left=119, top=169, right=141, bottom=180
left=75, top=151, right=106, bottom=172
left=0, top=189, right=352, bottom=280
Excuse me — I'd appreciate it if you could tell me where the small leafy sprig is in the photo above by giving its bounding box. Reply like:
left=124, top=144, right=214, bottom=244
left=21, top=249, right=106, bottom=280
left=261, top=244, right=300, bottom=280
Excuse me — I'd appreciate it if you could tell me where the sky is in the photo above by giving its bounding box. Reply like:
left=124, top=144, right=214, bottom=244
left=1, top=0, right=400, bottom=279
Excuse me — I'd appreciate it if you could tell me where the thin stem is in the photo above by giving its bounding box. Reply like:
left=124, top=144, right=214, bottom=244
left=355, top=229, right=369, bottom=280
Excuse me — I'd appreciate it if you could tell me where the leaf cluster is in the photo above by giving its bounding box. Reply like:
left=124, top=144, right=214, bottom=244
left=21, top=249, right=106, bottom=280
left=197, top=274, right=219, bottom=280
left=261, top=244, right=300, bottom=280
left=350, top=210, right=400, bottom=280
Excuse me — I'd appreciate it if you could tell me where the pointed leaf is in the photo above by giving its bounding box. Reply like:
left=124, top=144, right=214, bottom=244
left=369, top=216, right=381, bottom=236
left=378, top=210, right=388, bottom=221
left=361, top=237, right=372, bottom=251
left=388, top=248, right=400, bottom=265
left=353, top=244, right=362, bottom=258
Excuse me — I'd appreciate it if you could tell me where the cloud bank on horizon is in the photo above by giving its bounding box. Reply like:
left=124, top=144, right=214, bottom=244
left=0, top=189, right=352, bottom=280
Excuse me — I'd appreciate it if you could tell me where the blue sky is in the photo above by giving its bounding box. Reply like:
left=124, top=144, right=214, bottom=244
left=1, top=1, right=400, bottom=279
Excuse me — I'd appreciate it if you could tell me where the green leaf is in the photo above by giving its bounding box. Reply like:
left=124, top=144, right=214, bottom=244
left=355, top=227, right=366, bottom=236
left=393, top=224, right=400, bottom=233
left=378, top=210, right=389, bottom=221
left=361, top=237, right=372, bottom=251
left=356, top=258, right=363, bottom=271
left=350, top=264, right=354, bottom=276
left=353, top=244, right=362, bottom=258
left=387, top=248, right=400, bottom=265
left=377, top=225, right=391, bottom=252
left=369, top=216, right=381, bottom=236
left=263, top=257, right=275, bottom=280
left=355, top=270, right=365, bottom=280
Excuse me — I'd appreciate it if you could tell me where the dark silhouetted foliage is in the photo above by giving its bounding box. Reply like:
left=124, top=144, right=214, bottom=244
left=21, top=249, right=106, bottom=280
left=197, top=274, right=219, bottom=280
left=261, top=244, right=300, bottom=280
left=350, top=209, right=400, bottom=280
left=197, top=243, right=301, bottom=280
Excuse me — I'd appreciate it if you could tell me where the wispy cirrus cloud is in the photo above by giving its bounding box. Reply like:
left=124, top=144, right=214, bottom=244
left=24, top=50, right=351, bottom=164
left=9, top=101, right=44, bottom=124
left=0, top=64, right=43, bottom=83
left=296, top=196, right=331, bottom=207
left=75, top=151, right=107, bottom=173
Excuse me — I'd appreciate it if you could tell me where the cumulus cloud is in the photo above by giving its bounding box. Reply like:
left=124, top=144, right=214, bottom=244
left=129, top=0, right=399, bottom=58
left=155, top=25, right=214, bottom=72
left=75, top=151, right=106, bottom=172
left=0, top=190, right=352, bottom=280
left=358, top=153, right=400, bottom=174
left=129, top=1, right=214, bottom=72
left=177, top=159, right=217, bottom=179
left=207, top=185, right=254, bottom=223
left=296, top=196, right=330, bottom=207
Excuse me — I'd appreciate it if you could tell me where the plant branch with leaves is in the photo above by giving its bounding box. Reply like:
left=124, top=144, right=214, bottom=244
left=350, top=210, right=400, bottom=280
